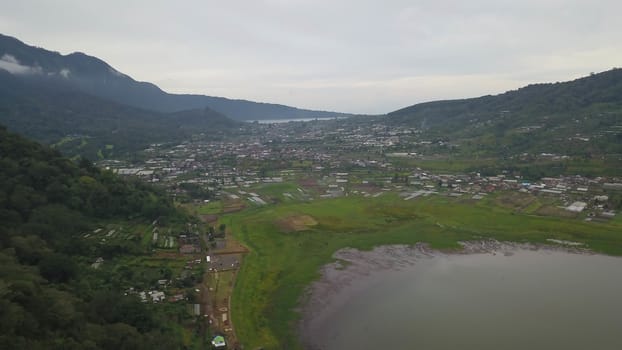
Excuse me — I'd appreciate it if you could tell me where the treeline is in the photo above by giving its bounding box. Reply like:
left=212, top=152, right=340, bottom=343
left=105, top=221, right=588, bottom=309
left=1, top=125, right=176, bottom=217
left=0, top=125, right=186, bottom=349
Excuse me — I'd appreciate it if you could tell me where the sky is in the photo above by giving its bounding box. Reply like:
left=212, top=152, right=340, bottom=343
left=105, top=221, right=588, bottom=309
left=1, top=0, right=621, bottom=114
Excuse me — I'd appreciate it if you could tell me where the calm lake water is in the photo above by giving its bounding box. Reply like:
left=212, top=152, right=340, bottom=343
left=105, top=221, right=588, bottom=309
left=301, top=249, right=622, bottom=350
left=247, top=117, right=341, bottom=124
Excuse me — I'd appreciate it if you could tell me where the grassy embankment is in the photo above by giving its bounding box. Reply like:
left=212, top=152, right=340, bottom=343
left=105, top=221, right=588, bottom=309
left=224, top=192, right=622, bottom=349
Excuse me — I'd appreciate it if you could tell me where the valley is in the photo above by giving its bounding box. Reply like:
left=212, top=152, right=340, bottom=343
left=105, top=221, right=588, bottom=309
left=2, top=32, right=622, bottom=350
left=99, top=116, right=622, bottom=349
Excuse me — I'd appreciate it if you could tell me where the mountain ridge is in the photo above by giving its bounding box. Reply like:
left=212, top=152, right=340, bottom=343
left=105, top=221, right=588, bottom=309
left=0, top=67, right=237, bottom=158
left=389, top=68, right=622, bottom=126
left=0, top=33, right=358, bottom=121
left=386, top=68, right=622, bottom=158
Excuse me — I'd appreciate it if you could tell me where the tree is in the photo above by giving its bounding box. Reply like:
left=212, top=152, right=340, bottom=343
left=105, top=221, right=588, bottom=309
left=38, top=253, right=77, bottom=283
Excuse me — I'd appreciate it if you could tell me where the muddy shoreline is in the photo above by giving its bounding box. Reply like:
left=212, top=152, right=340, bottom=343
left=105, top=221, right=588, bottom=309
left=297, top=240, right=592, bottom=349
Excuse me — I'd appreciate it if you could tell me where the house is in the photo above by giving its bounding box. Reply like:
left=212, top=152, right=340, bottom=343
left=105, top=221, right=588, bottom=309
left=91, top=257, right=104, bottom=269
left=211, top=335, right=226, bottom=348
left=157, top=279, right=169, bottom=287
left=566, top=201, right=587, bottom=213
left=149, top=291, right=165, bottom=302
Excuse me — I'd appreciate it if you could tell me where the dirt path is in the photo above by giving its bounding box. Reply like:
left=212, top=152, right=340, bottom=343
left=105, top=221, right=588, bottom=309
left=198, top=230, right=247, bottom=349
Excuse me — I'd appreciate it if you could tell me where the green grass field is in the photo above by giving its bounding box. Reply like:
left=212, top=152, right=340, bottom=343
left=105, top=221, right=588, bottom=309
left=195, top=201, right=223, bottom=215
left=224, top=193, right=622, bottom=349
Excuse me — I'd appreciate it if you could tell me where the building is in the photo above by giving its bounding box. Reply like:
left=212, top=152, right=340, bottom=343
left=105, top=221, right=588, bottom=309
left=91, top=257, right=104, bottom=269
left=566, top=201, right=587, bottom=213
left=211, top=335, right=226, bottom=348
left=150, top=291, right=165, bottom=302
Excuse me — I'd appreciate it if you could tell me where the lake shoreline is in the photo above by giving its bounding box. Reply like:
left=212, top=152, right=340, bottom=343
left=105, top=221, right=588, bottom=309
left=297, top=240, right=593, bottom=350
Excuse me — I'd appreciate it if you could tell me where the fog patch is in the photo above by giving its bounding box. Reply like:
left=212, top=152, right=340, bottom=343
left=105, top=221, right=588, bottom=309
left=0, top=54, right=42, bottom=75
left=59, top=68, right=71, bottom=78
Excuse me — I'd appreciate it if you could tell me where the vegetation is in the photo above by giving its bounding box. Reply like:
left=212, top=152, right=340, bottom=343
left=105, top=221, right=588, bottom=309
left=0, top=126, right=191, bottom=349
left=387, top=68, right=622, bottom=158
left=0, top=68, right=237, bottom=158
left=225, top=193, right=622, bottom=349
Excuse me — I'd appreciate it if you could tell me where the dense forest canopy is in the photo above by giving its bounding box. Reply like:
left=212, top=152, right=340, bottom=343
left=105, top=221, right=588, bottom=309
left=0, top=125, right=187, bottom=349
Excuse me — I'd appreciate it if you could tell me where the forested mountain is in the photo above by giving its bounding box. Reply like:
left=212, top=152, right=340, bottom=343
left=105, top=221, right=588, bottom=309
left=388, top=69, right=622, bottom=157
left=0, top=125, right=188, bottom=349
left=0, top=67, right=237, bottom=158
left=0, top=33, right=356, bottom=121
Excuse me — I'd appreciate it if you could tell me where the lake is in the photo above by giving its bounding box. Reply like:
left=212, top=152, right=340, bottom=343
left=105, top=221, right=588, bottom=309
left=246, top=117, right=343, bottom=124
left=300, top=244, right=622, bottom=350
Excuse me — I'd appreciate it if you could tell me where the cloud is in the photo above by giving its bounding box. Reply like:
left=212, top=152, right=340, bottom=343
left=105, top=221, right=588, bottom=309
left=0, top=54, right=42, bottom=74
left=59, top=68, right=70, bottom=78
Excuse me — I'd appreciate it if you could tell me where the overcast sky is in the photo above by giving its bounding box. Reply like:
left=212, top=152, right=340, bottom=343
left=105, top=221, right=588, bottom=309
left=2, top=0, right=621, bottom=114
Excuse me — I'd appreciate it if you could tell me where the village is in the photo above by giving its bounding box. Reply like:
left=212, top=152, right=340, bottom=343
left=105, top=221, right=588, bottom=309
left=98, top=119, right=621, bottom=222
left=82, top=215, right=247, bottom=349
left=90, top=118, right=622, bottom=349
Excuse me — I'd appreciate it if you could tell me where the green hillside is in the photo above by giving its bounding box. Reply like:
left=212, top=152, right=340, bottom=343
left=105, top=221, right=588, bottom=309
left=0, top=70, right=237, bottom=158
left=388, top=69, right=622, bottom=158
left=0, top=125, right=190, bottom=349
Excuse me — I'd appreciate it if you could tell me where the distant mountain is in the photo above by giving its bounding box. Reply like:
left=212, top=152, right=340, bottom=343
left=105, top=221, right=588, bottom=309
left=388, top=69, right=622, bottom=157
left=0, top=67, right=236, bottom=158
left=0, top=33, right=356, bottom=121
left=390, top=69, right=622, bottom=126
